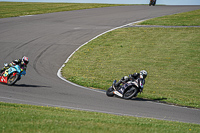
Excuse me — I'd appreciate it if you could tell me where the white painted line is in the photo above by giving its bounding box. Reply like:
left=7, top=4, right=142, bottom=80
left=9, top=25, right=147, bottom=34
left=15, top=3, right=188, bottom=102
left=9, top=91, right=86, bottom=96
left=0, top=96, right=154, bottom=118
left=1, top=96, right=198, bottom=124
left=20, top=15, right=35, bottom=17
left=57, top=19, right=146, bottom=92
left=56, top=19, right=200, bottom=111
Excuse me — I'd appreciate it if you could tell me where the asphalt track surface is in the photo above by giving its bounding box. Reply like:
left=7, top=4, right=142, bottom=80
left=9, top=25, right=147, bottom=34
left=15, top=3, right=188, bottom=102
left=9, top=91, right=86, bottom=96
left=0, top=5, right=200, bottom=124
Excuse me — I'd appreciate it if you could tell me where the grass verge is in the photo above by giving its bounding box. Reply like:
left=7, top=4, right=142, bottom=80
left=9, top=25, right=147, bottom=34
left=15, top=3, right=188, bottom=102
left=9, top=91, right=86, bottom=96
left=139, top=9, right=200, bottom=26
left=62, top=9, right=200, bottom=108
left=0, top=3, right=199, bottom=131
left=62, top=27, right=200, bottom=108
left=0, top=2, right=129, bottom=18
left=0, top=102, right=199, bottom=133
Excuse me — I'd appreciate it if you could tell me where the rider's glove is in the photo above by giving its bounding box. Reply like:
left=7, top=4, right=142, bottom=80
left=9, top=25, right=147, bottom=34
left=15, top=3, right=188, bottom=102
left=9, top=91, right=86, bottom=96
left=4, top=63, right=8, bottom=67
left=14, top=59, right=18, bottom=63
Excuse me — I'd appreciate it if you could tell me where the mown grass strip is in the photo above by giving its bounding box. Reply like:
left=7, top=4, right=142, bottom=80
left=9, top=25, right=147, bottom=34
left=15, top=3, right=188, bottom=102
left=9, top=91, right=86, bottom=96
left=0, top=2, right=129, bottom=18
left=0, top=102, right=199, bottom=133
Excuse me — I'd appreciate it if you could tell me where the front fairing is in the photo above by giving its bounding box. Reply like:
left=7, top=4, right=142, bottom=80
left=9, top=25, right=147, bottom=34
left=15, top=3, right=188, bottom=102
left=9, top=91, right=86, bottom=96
left=7, top=65, right=26, bottom=77
left=123, top=79, right=144, bottom=92
left=8, top=65, right=21, bottom=75
left=122, top=81, right=135, bottom=91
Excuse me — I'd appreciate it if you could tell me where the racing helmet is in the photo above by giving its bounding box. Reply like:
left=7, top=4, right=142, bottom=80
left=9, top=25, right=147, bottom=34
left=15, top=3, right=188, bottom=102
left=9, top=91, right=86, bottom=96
left=22, top=56, right=29, bottom=65
left=124, top=76, right=129, bottom=81
left=140, top=70, right=147, bottom=79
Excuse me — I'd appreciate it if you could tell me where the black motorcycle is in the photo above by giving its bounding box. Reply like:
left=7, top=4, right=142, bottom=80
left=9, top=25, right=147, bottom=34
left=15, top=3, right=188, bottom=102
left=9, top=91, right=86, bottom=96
left=106, top=78, right=144, bottom=99
left=149, top=0, right=156, bottom=6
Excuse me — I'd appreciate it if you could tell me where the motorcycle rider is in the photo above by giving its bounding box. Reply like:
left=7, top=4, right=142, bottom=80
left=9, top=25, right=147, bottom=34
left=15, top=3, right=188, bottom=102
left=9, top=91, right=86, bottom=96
left=149, top=0, right=156, bottom=6
left=114, top=70, right=147, bottom=96
left=0, top=56, right=29, bottom=75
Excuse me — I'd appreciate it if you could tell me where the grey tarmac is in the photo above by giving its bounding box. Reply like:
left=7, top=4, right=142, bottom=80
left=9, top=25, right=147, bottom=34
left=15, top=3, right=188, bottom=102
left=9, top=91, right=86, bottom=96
left=0, top=5, right=200, bottom=124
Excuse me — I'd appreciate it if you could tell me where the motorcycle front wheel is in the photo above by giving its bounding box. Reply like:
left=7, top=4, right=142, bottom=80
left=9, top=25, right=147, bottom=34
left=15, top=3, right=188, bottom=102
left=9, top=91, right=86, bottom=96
left=7, top=73, right=19, bottom=86
left=106, top=86, right=114, bottom=97
left=123, top=86, right=138, bottom=99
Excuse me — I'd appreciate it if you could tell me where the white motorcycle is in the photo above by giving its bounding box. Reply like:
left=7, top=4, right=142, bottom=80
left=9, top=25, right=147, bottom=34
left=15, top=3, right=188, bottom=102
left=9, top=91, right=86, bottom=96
left=106, top=78, right=144, bottom=99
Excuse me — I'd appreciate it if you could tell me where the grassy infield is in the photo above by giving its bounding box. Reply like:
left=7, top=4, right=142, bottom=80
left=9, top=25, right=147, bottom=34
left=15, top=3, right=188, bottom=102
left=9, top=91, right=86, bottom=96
left=63, top=9, right=200, bottom=108
left=0, top=2, right=200, bottom=132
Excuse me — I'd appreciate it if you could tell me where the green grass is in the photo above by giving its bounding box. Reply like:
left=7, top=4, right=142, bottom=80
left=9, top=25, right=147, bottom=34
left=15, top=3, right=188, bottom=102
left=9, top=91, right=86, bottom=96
left=139, top=9, right=200, bottom=26
left=62, top=27, right=200, bottom=108
left=0, top=2, right=129, bottom=18
left=62, top=9, right=200, bottom=108
left=0, top=102, right=199, bottom=133
left=0, top=3, right=199, bottom=132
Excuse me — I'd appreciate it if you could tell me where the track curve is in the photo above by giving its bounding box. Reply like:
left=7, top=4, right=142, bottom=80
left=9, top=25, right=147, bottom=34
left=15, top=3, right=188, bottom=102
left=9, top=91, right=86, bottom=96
left=0, top=5, right=200, bottom=124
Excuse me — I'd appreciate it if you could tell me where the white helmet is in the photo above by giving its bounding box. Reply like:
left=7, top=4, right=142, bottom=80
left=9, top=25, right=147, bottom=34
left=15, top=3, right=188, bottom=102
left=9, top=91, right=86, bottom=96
left=140, top=70, right=147, bottom=79
left=124, top=76, right=129, bottom=81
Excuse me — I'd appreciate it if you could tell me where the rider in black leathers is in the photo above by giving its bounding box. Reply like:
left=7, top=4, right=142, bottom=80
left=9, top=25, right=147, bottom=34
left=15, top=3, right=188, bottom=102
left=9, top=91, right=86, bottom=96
left=149, top=0, right=156, bottom=6
left=114, top=70, right=147, bottom=94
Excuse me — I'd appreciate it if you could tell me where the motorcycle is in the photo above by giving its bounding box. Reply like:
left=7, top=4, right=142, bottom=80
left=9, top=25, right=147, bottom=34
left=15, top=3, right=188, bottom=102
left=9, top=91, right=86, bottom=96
left=106, top=78, right=144, bottom=99
left=0, top=65, right=26, bottom=86
left=149, top=0, right=156, bottom=6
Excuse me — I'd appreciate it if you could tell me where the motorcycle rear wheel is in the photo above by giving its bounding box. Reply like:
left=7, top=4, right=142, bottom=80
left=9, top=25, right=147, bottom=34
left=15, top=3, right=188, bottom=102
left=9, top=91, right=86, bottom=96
left=123, top=86, right=138, bottom=99
left=7, top=73, right=19, bottom=86
left=106, top=86, right=114, bottom=97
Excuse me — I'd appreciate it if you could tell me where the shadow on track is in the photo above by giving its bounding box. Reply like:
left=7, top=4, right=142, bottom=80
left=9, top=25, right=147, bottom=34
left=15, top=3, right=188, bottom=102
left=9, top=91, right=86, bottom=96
left=111, top=95, right=167, bottom=102
left=14, top=84, right=50, bottom=88
left=131, top=97, right=167, bottom=102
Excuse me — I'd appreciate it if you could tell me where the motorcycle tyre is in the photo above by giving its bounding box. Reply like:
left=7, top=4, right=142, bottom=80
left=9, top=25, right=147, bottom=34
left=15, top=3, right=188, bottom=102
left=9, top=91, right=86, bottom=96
left=106, top=86, right=114, bottom=97
left=7, top=73, right=19, bottom=86
left=123, top=86, right=138, bottom=100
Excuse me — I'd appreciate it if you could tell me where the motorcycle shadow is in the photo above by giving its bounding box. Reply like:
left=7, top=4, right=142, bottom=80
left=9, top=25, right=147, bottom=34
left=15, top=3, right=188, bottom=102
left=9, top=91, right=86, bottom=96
left=113, top=95, right=167, bottom=102
left=14, top=84, right=50, bottom=88
left=130, top=97, right=167, bottom=103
